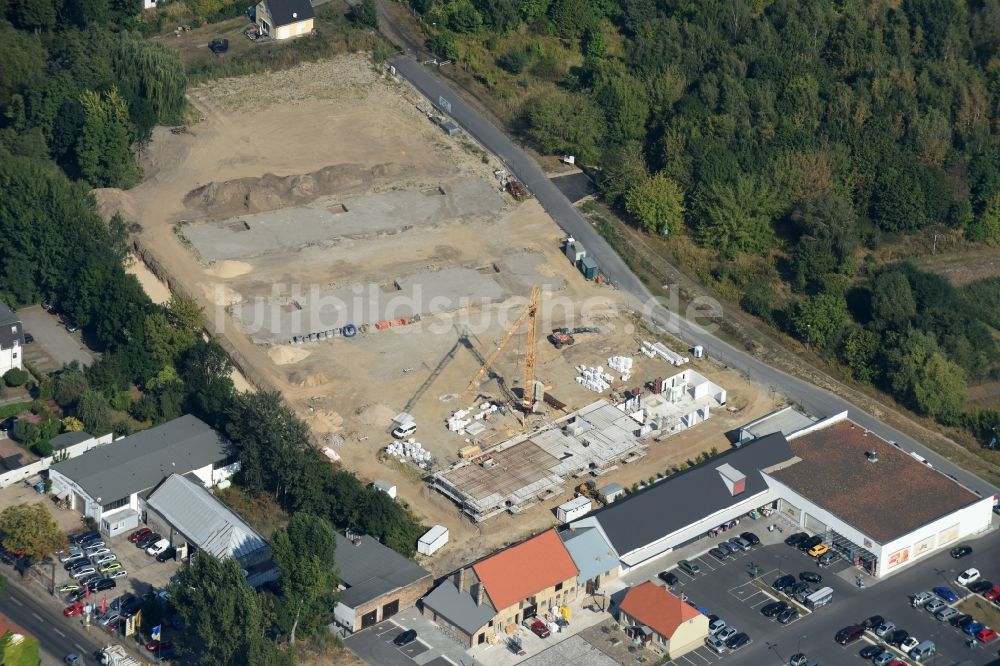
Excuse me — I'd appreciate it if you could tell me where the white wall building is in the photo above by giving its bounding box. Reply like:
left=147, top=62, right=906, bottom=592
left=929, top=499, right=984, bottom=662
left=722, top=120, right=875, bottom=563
left=0, top=304, right=24, bottom=376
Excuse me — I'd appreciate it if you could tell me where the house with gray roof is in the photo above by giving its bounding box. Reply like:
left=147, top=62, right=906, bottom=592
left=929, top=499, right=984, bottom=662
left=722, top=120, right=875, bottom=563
left=49, top=415, right=239, bottom=533
left=420, top=579, right=496, bottom=644
left=145, top=474, right=278, bottom=587
left=0, top=303, right=24, bottom=376
left=560, top=526, right=620, bottom=591
left=332, top=532, right=432, bottom=633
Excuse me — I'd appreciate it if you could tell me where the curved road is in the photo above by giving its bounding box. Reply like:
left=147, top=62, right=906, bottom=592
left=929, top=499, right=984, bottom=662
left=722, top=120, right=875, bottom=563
left=389, top=55, right=999, bottom=500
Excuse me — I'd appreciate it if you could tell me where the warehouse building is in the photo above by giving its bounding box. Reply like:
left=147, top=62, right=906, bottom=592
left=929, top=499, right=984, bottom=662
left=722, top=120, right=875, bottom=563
left=572, top=412, right=994, bottom=578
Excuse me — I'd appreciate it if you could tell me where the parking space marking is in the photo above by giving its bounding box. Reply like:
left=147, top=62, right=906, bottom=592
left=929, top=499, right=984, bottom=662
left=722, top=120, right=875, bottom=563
left=695, top=556, right=718, bottom=571
left=686, top=648, right=713, bottom=664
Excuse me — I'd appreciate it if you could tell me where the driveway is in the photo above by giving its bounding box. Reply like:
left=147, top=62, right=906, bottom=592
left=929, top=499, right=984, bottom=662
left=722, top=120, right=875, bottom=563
left=388, top=55, right=999, bottom=501
left=17, top=306, right=94, bottom=371
left=344, top=614, right=470, bottom=666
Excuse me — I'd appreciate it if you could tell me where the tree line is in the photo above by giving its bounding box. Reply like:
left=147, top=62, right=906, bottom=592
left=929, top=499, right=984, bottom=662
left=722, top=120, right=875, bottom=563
left=411, top=0, right=1000, bottom=442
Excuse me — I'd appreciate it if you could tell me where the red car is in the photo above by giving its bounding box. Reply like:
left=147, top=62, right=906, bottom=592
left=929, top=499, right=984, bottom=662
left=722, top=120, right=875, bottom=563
left=977, top=628, right=997, bottom=643
left=128, top=528, right=152, bottom=543
left=63, top=602, right=84, bottom=617
left=984, top=586, right=1000, bottom=601
left=529, top=619, right=550, bottom=638
left=146, top=640, right=173, bottom=652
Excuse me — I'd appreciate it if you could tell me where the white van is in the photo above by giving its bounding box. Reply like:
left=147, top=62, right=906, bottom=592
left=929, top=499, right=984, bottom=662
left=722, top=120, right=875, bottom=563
left=146, top=539, right=170, bottom=556
left=391, top=422, right=417, bottom=439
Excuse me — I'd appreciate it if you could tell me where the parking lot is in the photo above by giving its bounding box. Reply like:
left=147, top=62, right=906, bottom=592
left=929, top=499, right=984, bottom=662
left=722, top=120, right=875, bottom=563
left=17, top=306, right=94, bottom=372
left=623, top=525, right=1000, bottom=666
left=344, top=618, right=459, bottom=666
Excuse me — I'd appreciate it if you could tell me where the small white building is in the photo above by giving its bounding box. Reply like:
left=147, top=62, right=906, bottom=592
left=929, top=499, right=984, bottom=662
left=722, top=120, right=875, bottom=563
left=0, top=303, right=24, bottom=376
left=417, top=525, right=449, bottom=556
left=557, top=496, right=593, bottom=523
left=49, top=415, right=239, bottom=532
left=255, top=0, right=314, bottom=40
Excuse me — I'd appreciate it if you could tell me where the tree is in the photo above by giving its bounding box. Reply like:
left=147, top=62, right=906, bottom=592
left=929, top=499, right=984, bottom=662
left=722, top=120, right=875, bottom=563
left=61, top=416, right=85, bottom=432
left=547, top=0, right=598, bottom=40
left=0, top=503, right=65, bottom=560
left=598, top=142, right=648, bottom=207
left=3, top=369, right=28, bottom=387
left=520, top=91, right=605, bottom=163
left=75, top=389, right=111, bottom=434
left=695, top=175, right=783, bottom=257
left=914, top=352, right=967, bottom=421
left=349, top=0, right=378, bottom=29
left=624, top=172, right=685, bottom=235
left=870, top=159, right=927, bottom=232
left=840, top=327, right=880, bottom=382
left=871, top=271, right=916, bottom=329
left=225, top=391, right=310, bottom=499
left=271, top=513, right=338, bottom=644
left=791, top=293, right=848, bottom=347
left=594, top=70, right=649, bottom=146
left=968, top=193, right=1000, bottom=245
left=53, top=367, right=89, bottom=407
left=76, top=87, right=141, bottom=188
left=169, top=552, right=271, bottom=666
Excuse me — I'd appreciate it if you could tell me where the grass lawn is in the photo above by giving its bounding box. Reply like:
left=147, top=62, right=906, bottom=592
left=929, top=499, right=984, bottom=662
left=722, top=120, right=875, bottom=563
left=0, top=402, right=33, bottom=420
left=958, top=595, right=1000, bottom=631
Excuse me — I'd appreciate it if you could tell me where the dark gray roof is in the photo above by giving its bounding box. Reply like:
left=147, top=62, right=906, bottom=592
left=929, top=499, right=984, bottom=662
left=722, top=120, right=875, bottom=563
left=0, top=303, right=23, bottom=351
left=50, top=415, right=232, bottom=502
left=335, top=533, right=431, bottom=608
left=421, top=580, right=496, bottom=635
left=264, top=0, right=314, bottom=27
left=584, top=433, right=793, bottom=555
left=50, top=431, right=92, bottom=451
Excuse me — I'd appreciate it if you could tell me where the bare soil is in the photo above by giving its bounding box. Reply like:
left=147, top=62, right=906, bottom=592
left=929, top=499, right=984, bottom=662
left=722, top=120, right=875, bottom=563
left=110, top=55, right=771, bottom=571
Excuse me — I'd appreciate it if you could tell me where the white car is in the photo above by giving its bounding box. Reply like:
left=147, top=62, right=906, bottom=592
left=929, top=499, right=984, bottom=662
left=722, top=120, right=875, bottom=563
left=708, top=619, right=727, bottom=636
left=716, top=626, right=737, bottom=642
left=71, top=566, right=96, bottom=579
left=106, top=569, right=128, bottom=580
left=900, top=636, right=919, bottom=653
left=957, top=568, right=980, bottom=586
left=59, top=548, right=83, bottom=563
left=86, top=547, right=112, bottom=559
left=146, top=539, right=170, bottom=556
left=92, top=553, right=117, bottom=565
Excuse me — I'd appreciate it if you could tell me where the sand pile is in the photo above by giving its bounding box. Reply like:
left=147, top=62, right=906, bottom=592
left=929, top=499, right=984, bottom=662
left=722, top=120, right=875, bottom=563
left=268, top=346, right=311, bottom=365
left=288, top=370, right=330, bottom=387
left=307, top=410, right=344, bottom=433
left=206, top=260, right=253, bottom=279
left=358, top=403, right=395, bottom=427
left=183, top=163, right=411, bottom=219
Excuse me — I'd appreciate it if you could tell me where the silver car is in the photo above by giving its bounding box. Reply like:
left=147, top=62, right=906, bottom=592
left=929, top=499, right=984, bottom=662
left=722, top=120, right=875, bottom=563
left=92, top=553, right=117, bottom=565
left=716, top=626, right=737, bottom=642
left=936, top=607, right=959, bottom=622
left=924, top=598, right=946, bottom=614
left=705, top=636, right=727, bottom=654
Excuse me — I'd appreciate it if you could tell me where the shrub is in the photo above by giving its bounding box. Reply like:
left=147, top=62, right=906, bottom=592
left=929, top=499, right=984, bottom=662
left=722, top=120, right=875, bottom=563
left=710, top=447, right=718, bottom=456
left=3, top=369, right=29, bottom=387
left=498, top=46, right=531, bottom=74
left=31, top=440, right=53, bottom=457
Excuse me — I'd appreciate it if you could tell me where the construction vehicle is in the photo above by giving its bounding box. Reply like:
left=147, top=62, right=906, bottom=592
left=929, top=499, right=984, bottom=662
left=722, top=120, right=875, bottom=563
left=460, top=286, right=540, bottom=413
left=506, top=178, right=529, bottom=200
left=548, top=326, right=601, bottom=349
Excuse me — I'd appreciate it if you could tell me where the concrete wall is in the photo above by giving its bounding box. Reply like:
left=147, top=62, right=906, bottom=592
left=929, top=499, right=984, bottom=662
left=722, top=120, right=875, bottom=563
left=669, top=614, right=709, bottom=657
left=336, top=574, right=433, bottom=633
left=0, top=432, right=112, bottom=489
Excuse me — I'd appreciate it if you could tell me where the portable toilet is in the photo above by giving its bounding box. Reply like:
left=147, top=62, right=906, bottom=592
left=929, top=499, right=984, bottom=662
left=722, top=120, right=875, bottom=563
left=579, top=256, right=599, bottom=280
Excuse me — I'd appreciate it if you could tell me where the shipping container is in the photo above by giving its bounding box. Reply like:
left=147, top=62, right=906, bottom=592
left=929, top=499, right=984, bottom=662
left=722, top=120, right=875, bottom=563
left=418, top=525, right=449, bottom=556
left=556, top=496, right=592, bottom=523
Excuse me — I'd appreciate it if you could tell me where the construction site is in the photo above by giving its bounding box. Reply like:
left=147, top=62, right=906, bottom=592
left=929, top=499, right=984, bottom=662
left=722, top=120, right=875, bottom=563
left=102, top=55, right=776, bottom=572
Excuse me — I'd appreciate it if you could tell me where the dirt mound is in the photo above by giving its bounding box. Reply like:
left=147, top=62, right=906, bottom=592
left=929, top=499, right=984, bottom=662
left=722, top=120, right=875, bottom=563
left=268, top=345, right=311, bottom=365
left=306, top=410, right=344, bottom=433
left=358, top=403, right=395, bottom=427
left=183, top=163, right=411, bottom=219
left=206, top=260, right=253, bottom=279
left=288, top=370, right=330, bottom=387
left=92, top=188, right=139, bottom=224
left=200, top=283, right=242, bottom=306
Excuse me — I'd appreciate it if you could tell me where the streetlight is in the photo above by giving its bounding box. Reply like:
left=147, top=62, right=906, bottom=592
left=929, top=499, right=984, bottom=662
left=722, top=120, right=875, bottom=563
left=766, top=641, right=783, bottom=663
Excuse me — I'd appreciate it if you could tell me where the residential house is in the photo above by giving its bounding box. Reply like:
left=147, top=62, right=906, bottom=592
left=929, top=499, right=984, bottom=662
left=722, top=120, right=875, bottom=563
left=49, top=415, right=239, bottom=535
left=144, top=473, right=278, bottom=587
left=0, top=304, right=23, bottom=376
left=420, top=529, right=579, bottom=646
left=560, top=526, right=620, bottom=594
left=255, top=0, right=314, bottom=40
left=332, top=532, right=433, bottom=633
left=617, top=582, right=708, bottom=658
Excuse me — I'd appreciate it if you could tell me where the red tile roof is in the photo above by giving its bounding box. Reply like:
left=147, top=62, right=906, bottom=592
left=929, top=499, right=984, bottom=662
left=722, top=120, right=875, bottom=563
left=472, top=529, right=578, bottom=611
left=619, top=582, right=701, bottom=639
left=770, top=419, right=981, bottom=542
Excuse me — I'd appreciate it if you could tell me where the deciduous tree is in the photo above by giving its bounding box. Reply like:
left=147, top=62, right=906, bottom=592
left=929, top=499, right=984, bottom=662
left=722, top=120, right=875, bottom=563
left=271, top=513, right=338, bottom=644
left=624, top=172, right=684, bottom=235
left=0, top=503, right=65, bottom=560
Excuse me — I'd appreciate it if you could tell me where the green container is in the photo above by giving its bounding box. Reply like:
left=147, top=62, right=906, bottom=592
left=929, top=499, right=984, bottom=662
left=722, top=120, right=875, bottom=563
left=579, top=256, right=599, bottom=279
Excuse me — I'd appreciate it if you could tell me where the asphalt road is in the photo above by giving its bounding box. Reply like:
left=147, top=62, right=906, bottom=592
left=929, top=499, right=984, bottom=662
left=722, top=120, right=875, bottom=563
left=0, top=579, right=106, bottom=665
left=389, top=55, right=1000, bottom=501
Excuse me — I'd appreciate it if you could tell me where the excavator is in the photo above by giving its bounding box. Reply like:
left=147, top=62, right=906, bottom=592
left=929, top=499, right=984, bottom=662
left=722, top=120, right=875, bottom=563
left=548, top=326, right=601, bottom=349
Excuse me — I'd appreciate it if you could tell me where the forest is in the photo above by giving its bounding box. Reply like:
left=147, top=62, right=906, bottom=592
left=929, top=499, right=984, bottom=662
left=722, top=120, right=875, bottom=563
left=0, top=1, right=418, bottom=661
left=411, top=0, right=1000, bottom=442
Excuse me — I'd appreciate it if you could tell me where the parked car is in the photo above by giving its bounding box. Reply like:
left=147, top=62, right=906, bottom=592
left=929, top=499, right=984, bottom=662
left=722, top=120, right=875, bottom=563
left=93, top=578, right=116, bottom=592
left=146, top=540, right=170, bottom=557
left=777, top=608, right=798, bottom=624
left=529, top=619, right=549, bottom=638
left=63, top=602, right=84, bottom=617
left=899, top=636, right=919, bottom=653
left=788, top=581, right=811, bottom=595
left=932, top=586, right=958, bottom=603
left=146, top=640, right=173, bottom=652
left=984, top=585, right=1000, bottom=601
left=911, top=591, right=934, bottom=607
left=790, top=654, right=809, bottom=666
left=808, top=543, right=830, bottom=558
left=678, top=560, right=700, bottom=575
left=136, top=533, right=161, bottom=549
left=950, top=545, right=973, bottom=559
left=859, top=645, right=885, bottom=659
left=873, top=652, right=896, bottom=666
left=128, top=528, right=152, bottom=544
left=817, top=550, right=839, bottom=566
left=957, top=568, right=981, bottom=586
left=708, top=618, right=726, bottom=635
left=58, top=548, right=83, bottom=563
left=725, top=632, right=750, bottom=649
left=862, top=614, right=885, bottom=629
left=976, top=627, right=997, bottom=642
left=729, top=536, right=750, bottom=551
left=800, top=571, right=822, bottom=584
left=393, top=629, right=418, bottom=645
left=92, top=553, right=116, bottom=565
left=716, top=626, right=737, bottom=642
left=58, top=582, right=81, bottom=594
left=72, top=530, right=100, bottom=545
left=874, top=621, right=896, bottom=638
left=717, top=541, right=735, bottom=555
left=98, top=612, right=120, bottom=628
left=155, top=547, right=177, bottom=563
left=71, top=566, right=96, bottom=579
left=799, top=535, right=823, bottom=551
left=888, top=629, right=910, bottom=647
left=704, top=636, right=727, bottom=654
left=924, top=599, right=946, bottom=614
left=106, top=569, right=127, bottom=580
left=784, top=532, right=808, bottom=547
left=740, top=531, right=760, bottom=546
left=835, top=625, right=865, bottom=645
left=950, top=613, right=973, bottom=628
left=761, top=601, right=789, bottom=617
left=969, top=580, right=994, bottom=594
left=709, top=547, right=728, bottom=561
left=773, top=574, right=795, bottom=591
left=84, top=543, right=108, bottom=554
left=63, top=556, right=88, bottom=571
left=936, top=607, right=959, bottom=622
left=963, top=622, right=986, bottom=636
left=99, top=561, right=123, bottom=574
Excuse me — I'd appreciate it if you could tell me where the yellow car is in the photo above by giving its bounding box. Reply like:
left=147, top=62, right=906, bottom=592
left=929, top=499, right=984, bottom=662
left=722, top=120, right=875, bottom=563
left=99, top=560, right=123, bottom=574
left=808, top=543, right=831, bottom=558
